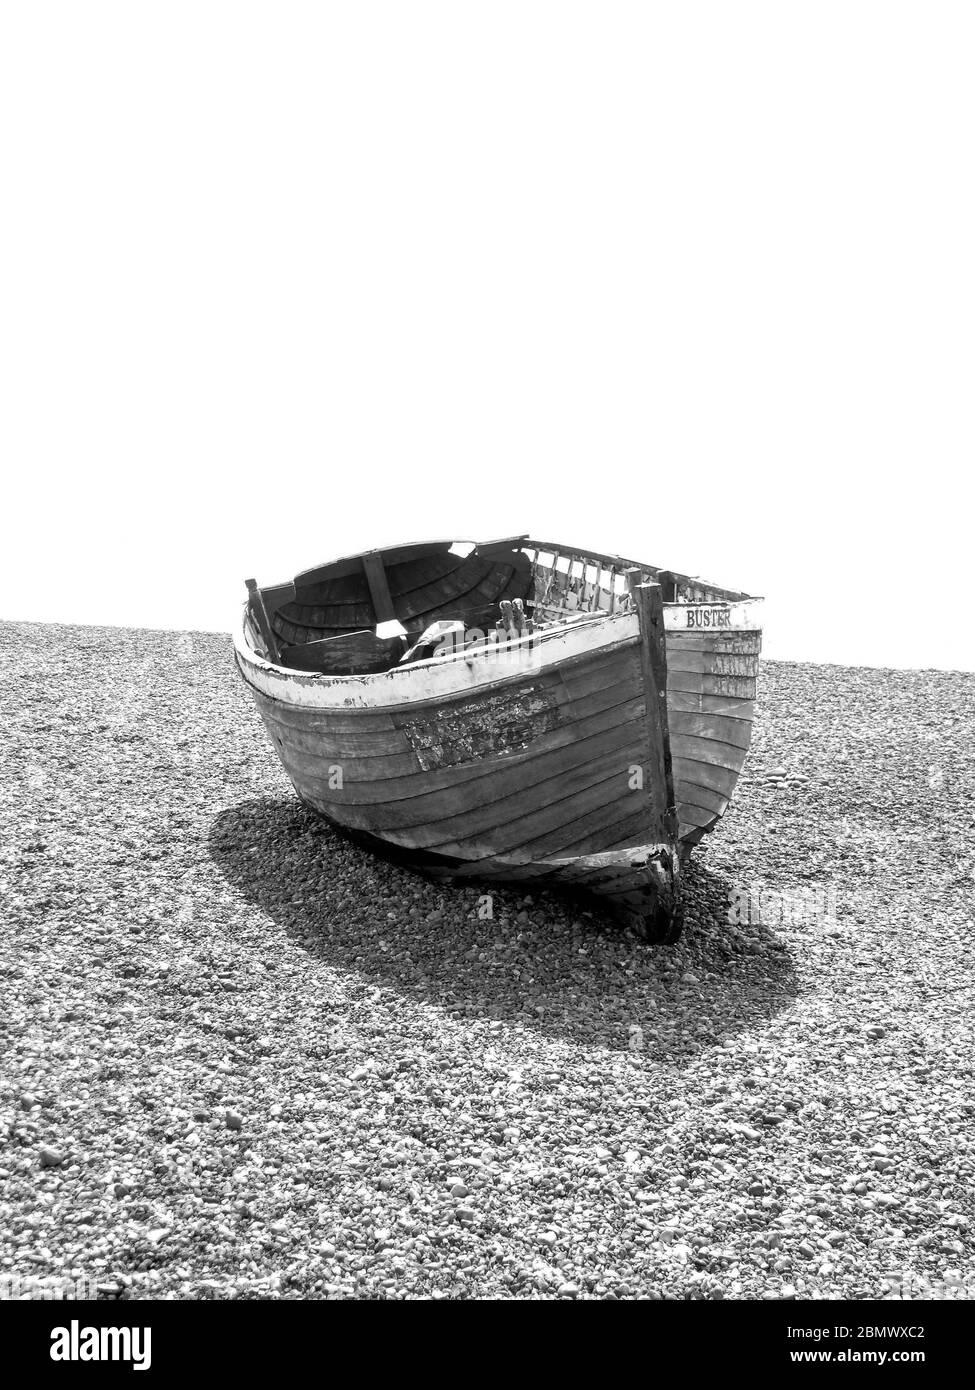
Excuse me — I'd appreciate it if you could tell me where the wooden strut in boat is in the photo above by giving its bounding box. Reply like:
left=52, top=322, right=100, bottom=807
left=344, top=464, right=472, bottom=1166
left=361, top=551, right=397, bottom=627
left=245, top=578, right=280, bottom=664
left=361, top=551, right=407, bottom=657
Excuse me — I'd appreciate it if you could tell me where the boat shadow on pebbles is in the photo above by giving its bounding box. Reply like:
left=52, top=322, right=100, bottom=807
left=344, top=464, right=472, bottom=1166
left=208, top=798, right=799, bottom=1062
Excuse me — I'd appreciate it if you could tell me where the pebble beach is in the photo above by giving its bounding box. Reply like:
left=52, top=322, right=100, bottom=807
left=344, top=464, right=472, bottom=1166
left=1, top=619, right=972, bottom=1300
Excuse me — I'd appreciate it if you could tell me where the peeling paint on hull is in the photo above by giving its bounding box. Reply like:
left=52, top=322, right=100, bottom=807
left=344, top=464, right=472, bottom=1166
left=402, top=687, right=562, bottom=771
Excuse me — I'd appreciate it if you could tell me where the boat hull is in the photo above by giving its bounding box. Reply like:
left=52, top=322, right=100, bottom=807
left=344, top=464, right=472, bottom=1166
left=235, top=612, right=760, bottom=939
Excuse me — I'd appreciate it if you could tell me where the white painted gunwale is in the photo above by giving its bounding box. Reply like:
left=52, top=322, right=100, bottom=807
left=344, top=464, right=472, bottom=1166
left=234, top=600, right=763, bottom=711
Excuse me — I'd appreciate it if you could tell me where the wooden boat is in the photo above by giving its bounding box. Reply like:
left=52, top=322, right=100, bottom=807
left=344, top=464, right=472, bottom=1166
left=234, top=537, right=762, bottom=941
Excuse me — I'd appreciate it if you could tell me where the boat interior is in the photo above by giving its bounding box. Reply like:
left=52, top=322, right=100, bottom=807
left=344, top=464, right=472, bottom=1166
left=244, top=535, right=754, bottom=677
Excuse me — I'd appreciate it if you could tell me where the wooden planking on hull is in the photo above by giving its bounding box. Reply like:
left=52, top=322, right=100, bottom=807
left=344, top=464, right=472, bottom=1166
left=260, top=686, right=642, bottom=813
left=667, top=672, right=758, bottom=700
left=670, top=732, right=750, bottom=772
left=261, top=650, right=748, bottom=855
left=240, top=698, right=399, bottom=735
left=333, top=741, right=641, bottom=856
left=666, top=689, right=757, bottom=719
left=665, top=650, right=761, bottom=678
left=551, top=642, right=638, bottom=698
left=678, top=802, right=725, bottom=830
left=284, top=696, right=647, bottom=833
left=550, top=806, right=652, bottom=857
left=507, top=771, right=650, bottom=859
left=671, top=756, right=742, bottom=799
left=252, top=643, right=645, bottom=794
left=265, top=672, right=642, bottom=795
left=667, top=708, right=755, bottom=750
left=674, top=781, right=732, bottom=816
left=245, top=652, right=751, bottom=859
left=403, top=730, right=644, bottom=852
left=400, top=778, right=650, bottom=861
left=666, top=633, right=763, bottom=656
left=413, top=747, right=649, bottom=860
left=249, top=629, right=640, bottom=745
left=274, top=739, right=423, bottom=785
left=261, top=634, right=667, bottom=868
left=256, top=708, right=416, bottom=761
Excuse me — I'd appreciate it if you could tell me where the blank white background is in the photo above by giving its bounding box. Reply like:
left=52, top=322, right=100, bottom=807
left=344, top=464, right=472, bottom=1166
left=2, top=2, right=971, bottom=669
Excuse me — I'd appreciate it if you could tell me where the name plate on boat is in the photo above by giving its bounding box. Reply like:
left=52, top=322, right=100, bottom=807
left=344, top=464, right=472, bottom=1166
left=664, top=602, right=760, bottom=632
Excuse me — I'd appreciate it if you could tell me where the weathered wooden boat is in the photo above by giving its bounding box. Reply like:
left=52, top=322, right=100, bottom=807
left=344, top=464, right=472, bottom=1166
left=234, top=537, right=762, bottom=941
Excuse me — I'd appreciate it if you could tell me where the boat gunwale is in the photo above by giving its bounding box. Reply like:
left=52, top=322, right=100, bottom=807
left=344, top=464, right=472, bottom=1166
left=234, top=603, right=762, bottom=714
left=234, top=611, right=645, bottom=711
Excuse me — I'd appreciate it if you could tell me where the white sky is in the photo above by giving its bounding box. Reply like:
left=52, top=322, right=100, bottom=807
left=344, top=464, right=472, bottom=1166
left=1, top=2, right=972, bottom=670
